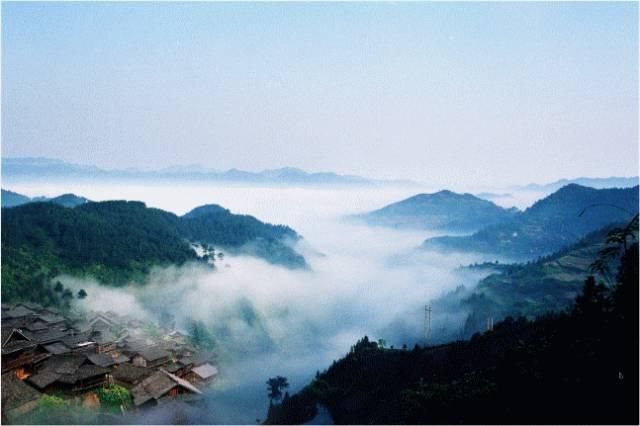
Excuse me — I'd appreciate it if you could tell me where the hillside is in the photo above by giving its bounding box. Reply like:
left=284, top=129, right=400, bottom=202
left=423, top=184, right=639, bottom=259
left=32, top=193, right=89, bottom=207
left=1, top=200, right=306, bottom=304
left=452, top=224, right=626, bottom=338
left=1, top=189, right=31, bottom=207
left=356, top=190, right=518, bottom=232
left=1, top=188, right=89, bottom=208
left=181, top=204, right=306, bottom=268
left=265, top=245, right=638, bottom=425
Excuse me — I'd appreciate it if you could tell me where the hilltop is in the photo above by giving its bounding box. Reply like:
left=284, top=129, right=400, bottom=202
left=424, top=184, right=639, bottom=259
left=355, top=190, right=518, bottom=232
left=513, top=176, right=638, bottom=192
left=1, top=189, right=89, bottom=208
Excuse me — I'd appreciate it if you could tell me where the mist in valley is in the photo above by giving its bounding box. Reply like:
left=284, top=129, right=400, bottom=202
left=9, top=181, right=536, bottom=423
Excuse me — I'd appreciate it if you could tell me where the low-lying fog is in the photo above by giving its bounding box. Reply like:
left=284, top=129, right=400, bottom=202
left=8, top=182, right=546, bottom=423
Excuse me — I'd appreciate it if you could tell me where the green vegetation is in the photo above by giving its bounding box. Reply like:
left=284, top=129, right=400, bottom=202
left=97, top=385, right=132, bottom=413
left=424, top=184, right=639, bottom=259
left=455, top=220, right=638, bottom=336
left=182, top=204, right=307, bottom=268
left=1, top=199, right=306, bottom=305
left=266, top=243, right=638, bottom=424
left=1, top=201, right=196, bottom=304
left=266, top=376, right=290, bottom=403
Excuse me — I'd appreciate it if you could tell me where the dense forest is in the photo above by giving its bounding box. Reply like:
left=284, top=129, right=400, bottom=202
left=181, top=204, right=306, bottom=268
left=1, top=199, right=306, bottom=305
left=424, top=184, right=639, bottom=259
left=266, top=241, right=638, bottom=424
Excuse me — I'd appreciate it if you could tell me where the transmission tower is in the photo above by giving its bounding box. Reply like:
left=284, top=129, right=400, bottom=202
left=486, top=316, right=494, bottom=331
left=424, top=304, right=432, bottom=347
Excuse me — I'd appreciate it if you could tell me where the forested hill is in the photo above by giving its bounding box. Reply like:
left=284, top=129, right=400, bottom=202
left=181, top=204, right=305, bottom=268
left=1, top=188, right=89, bottom=208
left=266, top=244, right=638, bottom=425
left=423, top=184, right=639, bottom=259
left=1, top=189, right=31, bottom=207
left=355, top=190, right=517, bottom=232
left=1, top=200, right=306, bottom=304
left=452, top=222, right=631, bottom=338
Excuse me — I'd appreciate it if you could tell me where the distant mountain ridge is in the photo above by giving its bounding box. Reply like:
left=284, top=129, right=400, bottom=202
left=355, top=190, right=518, bottom=232
left=1, top=157, right=417, bottom=187
left=513, top=176, right=638, bottom=191
left=424, top=184, right=639, bottom=259
left=1, top=189, right=89, bottom=208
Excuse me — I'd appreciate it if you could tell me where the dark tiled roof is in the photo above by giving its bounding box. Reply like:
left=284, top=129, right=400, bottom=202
left=1, top=339, right=36, bottom=355
left=24, top=328, right=69, bottom=345
left=164, top=362, right=182, bottom=373
left=40, top=354, right=86, bottom=375
left=1, top=318, right=30, bottom=329
left=191, top=363, right=218, bottom=380
left=28, top=370, right=61, bottom=389
left=87, top=353, right=116, bottom=368
left=43, top=342, right=72, bottom=355
left=2, top=373, right=42, bottom=410
left=1, top=327, right=32, bottom=345
left=2, top=306, right=35, bottom=319
left=56, top=365, right=108, bottom=384
left=1, top=327, right=14, bottom=345
left=23, top=321, right=49, bottom=332
left=131, top=371, right=176, bottom=406
left=61, top=332, right=94, bottom=347
left=17, top=302, right=43, bottom=311
left=111, top=363, right=152, bottom=384
left=36, top=313, right=66, bottom=324
left=136, top=346, right=170, bottom=362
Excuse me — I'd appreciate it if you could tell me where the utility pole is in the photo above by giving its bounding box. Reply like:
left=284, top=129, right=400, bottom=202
left=424, top=304, right=432, bottom=347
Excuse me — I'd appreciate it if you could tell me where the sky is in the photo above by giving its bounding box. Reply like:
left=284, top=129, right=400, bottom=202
left=1, top=2, right=638, bottom=186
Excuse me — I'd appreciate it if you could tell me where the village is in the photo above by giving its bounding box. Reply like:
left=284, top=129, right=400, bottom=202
left=1, top=302, right=218, bottom=423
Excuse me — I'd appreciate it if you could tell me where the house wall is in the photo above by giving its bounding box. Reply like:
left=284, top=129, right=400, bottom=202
left=131, top=355, right=147, bottom=368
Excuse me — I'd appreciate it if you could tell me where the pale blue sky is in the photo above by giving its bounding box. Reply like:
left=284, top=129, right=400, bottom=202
left=2, top=2, right=638, bottom=185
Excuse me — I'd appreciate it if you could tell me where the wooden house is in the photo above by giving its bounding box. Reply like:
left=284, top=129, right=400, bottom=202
left=130, top=369, right=202, bottom=408
left=27, top=354, right=107, bottom=394
left=110, top=363, right=153, bottom=389
left=1, top=328, right=36, bottom=375
left=185, top=363, right=218, bottom=386
left=131, top=347, right=171, bottom=369
left=93, top=330, right=117, bottom=354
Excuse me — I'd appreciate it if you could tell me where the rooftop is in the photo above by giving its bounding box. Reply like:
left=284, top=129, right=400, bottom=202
left=136, top=346, right=170, bottom=362
left=2, top=372, right=42, bottom=410
left=191, top=363, right=218, bottom=380
left=87, top=353, right=116, bottom=368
